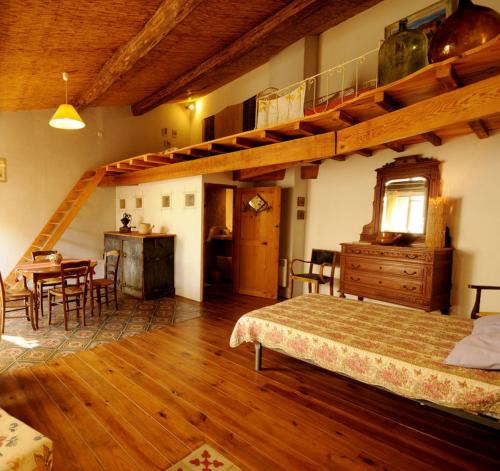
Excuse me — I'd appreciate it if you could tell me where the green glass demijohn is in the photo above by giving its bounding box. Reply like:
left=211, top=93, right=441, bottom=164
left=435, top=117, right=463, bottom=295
left=378, top=19, right=428, bottom=86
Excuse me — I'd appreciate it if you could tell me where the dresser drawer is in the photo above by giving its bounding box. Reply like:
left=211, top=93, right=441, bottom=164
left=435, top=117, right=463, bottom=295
left=344, top=257, right=424, bottom=280
left=343, top=245, right=433, bottom=263
left=344, top=270, right=424, bottom=295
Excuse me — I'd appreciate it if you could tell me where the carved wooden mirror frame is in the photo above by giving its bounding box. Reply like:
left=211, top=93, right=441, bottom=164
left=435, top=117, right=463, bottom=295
left=360, top=156, right=442, bottom=245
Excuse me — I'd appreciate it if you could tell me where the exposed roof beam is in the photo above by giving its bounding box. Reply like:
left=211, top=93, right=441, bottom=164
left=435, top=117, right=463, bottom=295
left=132, top=0, right=319, bottom=115
left=75, top=0, right=203, bottom=109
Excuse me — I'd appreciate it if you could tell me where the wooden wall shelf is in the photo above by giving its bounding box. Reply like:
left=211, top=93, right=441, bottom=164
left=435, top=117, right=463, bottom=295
left=100, top=34, right=500, bottom=186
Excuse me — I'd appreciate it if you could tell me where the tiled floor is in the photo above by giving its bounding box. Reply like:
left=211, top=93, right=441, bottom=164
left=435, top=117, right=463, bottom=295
left=0, top=295, right=202, bottom=373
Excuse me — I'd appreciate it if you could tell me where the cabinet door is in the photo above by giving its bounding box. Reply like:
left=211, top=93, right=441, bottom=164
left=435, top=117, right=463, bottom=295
left=143, top=238, right=174, bottom=299
left=122, top=239, right=143, bottom=298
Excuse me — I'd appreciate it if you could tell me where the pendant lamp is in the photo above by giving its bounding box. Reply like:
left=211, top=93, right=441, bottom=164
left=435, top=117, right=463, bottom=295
left=49, top=72, right=86, bottom=130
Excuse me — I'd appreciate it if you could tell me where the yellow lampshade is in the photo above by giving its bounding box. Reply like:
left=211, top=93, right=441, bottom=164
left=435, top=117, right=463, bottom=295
left=49, top=104, right=85, bottom=130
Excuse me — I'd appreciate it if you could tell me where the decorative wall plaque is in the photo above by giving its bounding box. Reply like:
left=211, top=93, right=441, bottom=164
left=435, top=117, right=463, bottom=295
left=248, top=194, right=268, bottom=213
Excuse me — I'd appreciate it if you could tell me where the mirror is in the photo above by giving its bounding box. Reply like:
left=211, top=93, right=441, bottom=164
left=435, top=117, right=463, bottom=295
left=360, top=156, right=441, bottom=245
left=381, top=177, right=428, bottom=234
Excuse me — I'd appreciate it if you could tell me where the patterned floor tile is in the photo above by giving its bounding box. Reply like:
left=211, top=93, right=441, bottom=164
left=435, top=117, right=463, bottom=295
left=167, top=444, right=240, bottom=471
left=0, top=295, right=202, bottom=374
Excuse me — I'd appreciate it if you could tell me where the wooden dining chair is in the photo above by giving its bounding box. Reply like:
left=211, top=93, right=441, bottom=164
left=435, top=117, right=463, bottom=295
left=289, top=249, right=338, bottom=297
left=91, top=250, right=121, bottom=316
left=32, top=250, right=62, bottom=318
left=48, top=260, right=90, bottom=331
left=468, top=284, right=500, bottom=319
left=0, top=271, right=36, bottom=333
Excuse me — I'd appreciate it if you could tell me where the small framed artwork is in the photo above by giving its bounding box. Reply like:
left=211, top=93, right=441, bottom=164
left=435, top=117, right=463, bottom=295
left=0, top=158, right=6, bottom=182
left=184, top=193, right=195, bottom=208
left=297, top=210, right=305, bottom=220
left=297, top=196, right=305, bottom=207
left=119, top=198, right=126, bottom=210
left=135, top=197, right=143, bottom=209
left=384, top=0, right=456, bottom=40
left=161, top=194, right=172, bottom=209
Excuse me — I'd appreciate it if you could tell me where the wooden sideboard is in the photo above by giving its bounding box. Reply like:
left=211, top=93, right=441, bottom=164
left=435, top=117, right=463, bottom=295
left=339, top=243, right=453, bottom=312
left=104, top=232, right=175, bottom=300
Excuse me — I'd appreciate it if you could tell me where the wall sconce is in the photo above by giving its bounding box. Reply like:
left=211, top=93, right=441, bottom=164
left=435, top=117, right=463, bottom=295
left=185, top=102, right=195, bottom=111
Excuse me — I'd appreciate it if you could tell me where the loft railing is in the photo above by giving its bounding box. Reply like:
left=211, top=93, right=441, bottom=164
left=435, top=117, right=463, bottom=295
left=255, top=47, right=380, bottom=128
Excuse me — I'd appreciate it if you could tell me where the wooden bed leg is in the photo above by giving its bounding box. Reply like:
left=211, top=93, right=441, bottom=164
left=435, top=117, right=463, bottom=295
left=255, top=342, right=262, bottom=371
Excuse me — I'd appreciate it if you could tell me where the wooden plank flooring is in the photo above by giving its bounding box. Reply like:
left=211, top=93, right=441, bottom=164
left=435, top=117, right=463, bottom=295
left=1, top=293, right=500, bottom=470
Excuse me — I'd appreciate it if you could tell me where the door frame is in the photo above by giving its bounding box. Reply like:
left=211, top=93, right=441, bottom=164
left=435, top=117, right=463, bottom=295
left=201, top=183, right=236, bottom=301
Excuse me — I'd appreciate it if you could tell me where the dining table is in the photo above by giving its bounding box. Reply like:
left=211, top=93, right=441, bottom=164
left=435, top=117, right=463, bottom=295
left=15, top=259, right=97, bottom=329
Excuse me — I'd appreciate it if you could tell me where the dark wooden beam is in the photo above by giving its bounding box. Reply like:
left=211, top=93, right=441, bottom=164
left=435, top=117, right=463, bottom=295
left=420, top=132, right=442, bottom=146
left=75, top=0, right=203, bottom=109
left=373, top=91, right=400, bottom=113
left=131, top=0, right=319, bottom=115
left=357, top=149, right=373, bottom=157
left=468, top=119, right=489, bottom=139
left=300, top=165, right=319, bottom=179
left=384, top=142, right=405, bottom=152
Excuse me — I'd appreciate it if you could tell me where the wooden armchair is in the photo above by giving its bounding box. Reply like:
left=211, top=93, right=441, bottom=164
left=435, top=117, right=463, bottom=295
left=289, top=249, right=337, bottom=297
left=32, top=249, right=62, bottom=318
left=0, top=271, right=36, bottom=333
left=48, top=260, right=90, bottom=330
left=91, top=250, right=121, bottom=316
left=468, top=284, right=500, bottom=319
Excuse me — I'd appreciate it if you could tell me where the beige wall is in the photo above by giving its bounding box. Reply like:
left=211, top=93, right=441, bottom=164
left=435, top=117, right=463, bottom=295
left=115, top=176, right=203, bottom=301
left=0, top=103, right=190, bottom=278
left=306, top=0, right=500, bottom=316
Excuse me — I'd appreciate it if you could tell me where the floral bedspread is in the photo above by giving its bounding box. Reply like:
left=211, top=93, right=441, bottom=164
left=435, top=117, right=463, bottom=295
left=0, top=409, right=53, bottom=470
left=230, top=294, right=500, bottom=415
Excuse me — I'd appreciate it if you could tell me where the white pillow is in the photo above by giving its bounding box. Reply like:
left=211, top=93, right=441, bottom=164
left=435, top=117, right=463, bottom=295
left=472, top=314, right=500, bottom=335
left=444, top=332, right=500, bottom=370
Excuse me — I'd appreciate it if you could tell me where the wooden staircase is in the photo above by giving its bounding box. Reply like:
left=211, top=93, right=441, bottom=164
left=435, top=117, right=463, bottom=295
left=6, top=168, right=106, bottom=284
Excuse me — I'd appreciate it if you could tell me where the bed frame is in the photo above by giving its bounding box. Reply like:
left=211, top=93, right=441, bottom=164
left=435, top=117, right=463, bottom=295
left=253, top=341, right=500, bottom=430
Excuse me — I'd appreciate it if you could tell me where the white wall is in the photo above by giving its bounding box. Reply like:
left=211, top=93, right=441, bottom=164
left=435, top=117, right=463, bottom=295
left=115, top=176, right=203, bottom=301
left=0, top=103, right=191, bottom=278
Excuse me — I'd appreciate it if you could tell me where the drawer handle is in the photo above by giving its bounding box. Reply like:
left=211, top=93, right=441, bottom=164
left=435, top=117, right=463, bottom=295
left=350, top=276, right=360, bottom=282
left=403, top=285, right=417, bottom=291
left=405, top=254, right=418, bottom=259
left=404, top=270, right=417, bottom=275
left=351, top=264, right=360, bottom=269
left=352, top=249, right=361, bottom=254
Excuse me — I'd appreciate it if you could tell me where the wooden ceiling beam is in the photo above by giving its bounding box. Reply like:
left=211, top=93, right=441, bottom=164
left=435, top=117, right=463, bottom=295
left=337, top=74, right=500, bottom=155
left=131, top=0, right=320, bottom=115
left=100, top=132, right=335, bottom=186
left=300, top=165, right=320, bottom=179
left=384, top=142, right=405, bottom=152
left=234, top=162, right=301, bottom=181
left=468, top=119, right=489, bottom=139
left=75, top=0, right=204, bottom=109
left=129, top=158, right=161, bottom=167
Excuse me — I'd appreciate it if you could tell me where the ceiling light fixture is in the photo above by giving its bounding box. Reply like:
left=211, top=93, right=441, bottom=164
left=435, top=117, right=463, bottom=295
left=49, top=72, right=86, bottom=130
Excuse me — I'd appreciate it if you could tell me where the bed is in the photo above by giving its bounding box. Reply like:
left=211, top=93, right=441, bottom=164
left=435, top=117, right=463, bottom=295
left=229, top=294, right=500, bottom=419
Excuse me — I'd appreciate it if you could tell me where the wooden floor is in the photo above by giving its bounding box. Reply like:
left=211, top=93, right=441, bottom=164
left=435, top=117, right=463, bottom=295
left=1, top=293, right=500, bottom=471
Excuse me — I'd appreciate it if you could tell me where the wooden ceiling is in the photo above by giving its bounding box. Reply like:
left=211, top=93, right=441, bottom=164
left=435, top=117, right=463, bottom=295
left=0, top=0, right=380, bottom=114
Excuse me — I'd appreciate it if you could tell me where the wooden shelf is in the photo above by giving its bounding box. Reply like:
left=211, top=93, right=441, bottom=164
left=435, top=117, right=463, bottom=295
left=99, top=35, right=500, bottom=187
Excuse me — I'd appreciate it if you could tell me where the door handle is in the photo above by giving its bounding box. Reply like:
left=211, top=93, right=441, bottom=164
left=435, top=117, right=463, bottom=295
left=403, top=270, right=417, bottom=275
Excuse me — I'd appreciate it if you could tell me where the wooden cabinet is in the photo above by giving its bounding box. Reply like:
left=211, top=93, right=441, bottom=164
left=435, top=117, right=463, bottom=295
left=104, top=232, right=175, bottom=300
left=339, top=243, right=453, bottom=312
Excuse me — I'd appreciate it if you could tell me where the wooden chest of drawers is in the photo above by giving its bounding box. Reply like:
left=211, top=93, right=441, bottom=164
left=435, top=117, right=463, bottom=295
left=339, top=243, right=453, bottom=312
left=104, top=232, right=175, bottom=300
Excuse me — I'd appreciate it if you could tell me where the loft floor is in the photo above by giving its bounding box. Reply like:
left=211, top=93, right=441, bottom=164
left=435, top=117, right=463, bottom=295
left=0, top=293, right=499, bottom=470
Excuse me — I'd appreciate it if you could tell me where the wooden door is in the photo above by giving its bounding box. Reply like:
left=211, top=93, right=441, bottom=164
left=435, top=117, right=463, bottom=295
left=233, top=186, right=281, bottom=299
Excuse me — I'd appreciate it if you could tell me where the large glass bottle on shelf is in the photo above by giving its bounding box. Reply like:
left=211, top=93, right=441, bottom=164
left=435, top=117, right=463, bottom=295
left=378, top=19, right=428, bottom=86
left=428, top=0, right=500, bottom=63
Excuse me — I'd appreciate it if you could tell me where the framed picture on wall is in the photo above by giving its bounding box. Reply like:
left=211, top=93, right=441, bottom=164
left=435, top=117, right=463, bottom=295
left=161, top=193, right=172, bottom=209
left=184, top=192, right=196, bottom=208
left=384, top=0, right=456, bottom=40
left=0, top=158, right=6, bottom=182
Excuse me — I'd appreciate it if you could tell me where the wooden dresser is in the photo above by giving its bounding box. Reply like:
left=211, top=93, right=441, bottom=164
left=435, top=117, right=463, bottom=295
left=104, top=232, right=175, bottom=300
left=339, top=243, right=453, bottom=312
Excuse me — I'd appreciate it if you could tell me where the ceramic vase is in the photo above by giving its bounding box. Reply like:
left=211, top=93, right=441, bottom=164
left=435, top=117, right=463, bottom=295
left=429, top=0, right=500, bottom=63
